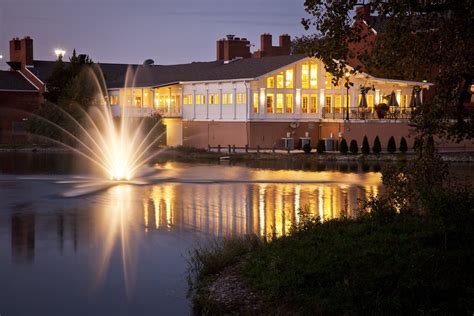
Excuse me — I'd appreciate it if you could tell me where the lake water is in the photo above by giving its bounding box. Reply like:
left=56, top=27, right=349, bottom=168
left=0, top=152, right=396, bottom=315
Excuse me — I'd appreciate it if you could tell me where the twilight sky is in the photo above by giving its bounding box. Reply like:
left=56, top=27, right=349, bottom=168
left=0, top=0, right=311, bottom=67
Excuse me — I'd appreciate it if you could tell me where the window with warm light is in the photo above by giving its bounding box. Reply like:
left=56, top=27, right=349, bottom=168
left=276, top=93, right=284, bottom=113
left=276, top=72, right=284, bottom=89
left=325, top=95, right=332, bottom=113
left=286, top=94, right=293, bottom=113
left=266, top=93, right=274, bottom=113
left=334, top=95, right=342, bottom=113
left=222, top=93, right=233, bottom=105
left=285, top=69, right=294, bottom=88
left=109, top=96, right=119, bottom=105
left=302, top=94, right=309, bottom=113
left=143, top=89, right=153, bottom=108
left=267, top=77, right=275, bottom=88
left=368, top=95, right=374, bottom=109
left=236, top=93, right=246, bottom=105
left=401, top=95, right=408, bottom=108
left=344, top=95, right=350, bottom=108
left=302, top=64, right=309, bottom=89
left=209, top=94, right=219, bottom=105
left=195, top=94, right=205, bottom=105
left=310, top=94, right=318, bottom=113
left=253, top=92, right=259, bottom=113
left=183, top=94, right=193, bottom=105
left=310, top=64, right=318, bottom=89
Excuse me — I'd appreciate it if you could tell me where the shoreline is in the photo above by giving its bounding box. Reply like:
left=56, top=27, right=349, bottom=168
left=1, top=146, right=473, bottom=163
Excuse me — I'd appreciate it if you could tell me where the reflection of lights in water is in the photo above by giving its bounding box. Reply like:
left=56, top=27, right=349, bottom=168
left=95, top=185, right=137, bottom=299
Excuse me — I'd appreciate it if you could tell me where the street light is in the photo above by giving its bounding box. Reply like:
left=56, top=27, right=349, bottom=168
left=54, top=49, right=66, bottom=59
left=344, top=72, right=351, bottom=120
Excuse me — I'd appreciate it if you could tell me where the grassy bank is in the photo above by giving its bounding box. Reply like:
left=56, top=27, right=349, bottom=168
left=188, top=197, right=474, bottom=314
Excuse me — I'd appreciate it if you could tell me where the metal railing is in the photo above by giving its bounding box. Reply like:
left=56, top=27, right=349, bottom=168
left=322, top=107, right=415, bottom=120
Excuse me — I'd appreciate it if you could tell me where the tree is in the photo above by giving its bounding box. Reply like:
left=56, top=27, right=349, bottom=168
left=349, top=139, right=358, bottom=154
left=362, top=136, right=370, bottom=155
left=316, top=139, right=326, bottom=154
left=387, top=136, right=396, bottom=153
left=303, top=143, right=312, bottom=154
left=372, top=136, right=382, bottom=154
left=300, top=0, right=474, bottom=142
left=399, top=137, right=408, bottom=153
left=339, top=138, right=348, bottom=154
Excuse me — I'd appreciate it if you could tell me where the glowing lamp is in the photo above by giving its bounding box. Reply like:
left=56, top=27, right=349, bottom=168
left=54, top=49, right=66, bottom=58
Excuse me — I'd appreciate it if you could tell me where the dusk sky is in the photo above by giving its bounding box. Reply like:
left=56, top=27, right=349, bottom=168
left=0, top=0, right=311, bottom=66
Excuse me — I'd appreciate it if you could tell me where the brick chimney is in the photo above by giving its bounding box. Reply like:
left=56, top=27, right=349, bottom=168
left=253, top=33, right=291, bottom=58
left=216, top=35, right=251, bottom=62
left=9, top=36, right=33, bottom=66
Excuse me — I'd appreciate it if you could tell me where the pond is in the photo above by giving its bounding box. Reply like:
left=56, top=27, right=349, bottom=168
left=0, top=152, right=413, bottom=315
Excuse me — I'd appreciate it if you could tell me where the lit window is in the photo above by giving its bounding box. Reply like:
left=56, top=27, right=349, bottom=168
left=325, top=95, right=332, bottom=113
left=286, top=94, right=293, bottom=113
left=276, top=72, right=284, bottom=89
left=334, top=95, right=342, bottom=113
left=109, top=95, right=119, bottom=105
left=325, top=72, right=332, bottom=89
left=267, top=77, right=274, bottom=88
left=209, top=94, right=219, bottom=105
left=310, top=94, right=318, bottom=113
left=302, top=94, right=309, bottom=113
left=196, top=94, right=205, bottom=105
left=236, top=93, right=246, bottom=105
left=183, top=94, right=193, bottom=105
left=344, top=95, right=350, bottom=108
left=302, top=64, right=309, bottom=89
left=266, top=93, right=274, bottom=113
left=401, top=95, right=408, bottom=108
left=367, top=95, right=374, bottom=109
left=310, top=64, right=317, bottom=89
left=285, top=69, right=294, bottom=88
left=222, top=93, right=233, bottom=105
left=276, top=93, right=284, bottom=113
left=253, top=92, right=259, bottom=113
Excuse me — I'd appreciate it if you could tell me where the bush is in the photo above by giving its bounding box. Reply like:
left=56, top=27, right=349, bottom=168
left=361, top=136, right=370, bottom=155
left=372, top=136, right=382, bottom=154
left=339, top=138, right=348, bottom=154
left=316, top=139, right=325, bottom=154
left=399, top=136, right=408, bottom=153
left=302, top=143, right=312, bottom=154
left=349, top=139, right=358, bottom=154
left=387, top=136, right=396, bottom=153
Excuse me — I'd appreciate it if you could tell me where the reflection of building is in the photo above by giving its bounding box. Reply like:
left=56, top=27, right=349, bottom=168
left=11, top=212, right=36, bottom=263
left=143, top=182, right=380, bottom=238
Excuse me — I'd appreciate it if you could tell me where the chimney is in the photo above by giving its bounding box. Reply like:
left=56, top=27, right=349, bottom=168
left=254, top=33, right=292, bottom=58
left=356, top=4, right=371, bottom=22
left=279, top=34, right=291, bottom=55
left=260, top=34, right=273, bottom=53
left=216, top=35, right=251, bottom=62
left=9, top=36, right=33, bottom=66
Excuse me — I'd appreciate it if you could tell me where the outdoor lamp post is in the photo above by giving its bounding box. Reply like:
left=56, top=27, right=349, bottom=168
left=54, top=49, right=66, bottom=59
left=344, top=72, right=351, bottom=120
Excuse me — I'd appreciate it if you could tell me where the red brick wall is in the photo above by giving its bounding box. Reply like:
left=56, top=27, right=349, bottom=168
left=248, top=122, right=319, bottom=149
left=0, top=91, right=42, bottom=143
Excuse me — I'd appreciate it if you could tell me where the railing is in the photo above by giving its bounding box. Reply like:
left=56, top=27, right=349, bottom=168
left=322, top=107, right=415, bottom=120
left=113, top=106, right=182, bottom=118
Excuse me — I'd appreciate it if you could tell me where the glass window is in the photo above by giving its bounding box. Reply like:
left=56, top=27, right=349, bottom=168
left=222, top=93, right=233, bottom=105
left=183, top=94, right=192, bottom=105
left=310, top=64, right=318, bottom=89
left=143, top=89, right=153, bottom=108
left=285, top=69, right=294, bottom=88
left=334, top=95, right=342, bottom=113
left=302, top=64, right=309, bottom=89
left=276, top=72, right=284, bottom=89
left=236, top=93, right=246, bottom=105
left=302, top=94, right=309, bottom=113
left=209, top=94, right=219, bottom=105
left=276, top=93, right=284, bottom=113
left=267, top=77, right=274, bottom=88
left=310, top=94, right=318, bottom=113
left=253, top=92, right=259, bottom=113
left=109, top=95, right=119, bottom=105
left=266, top=93, right=274, bottom=113
left=196, top=94, right=205, bottom=105
left=325, top=72, right=332, bottom=89
left=401, top=95, right=408, bottom=108
left=286, top=94, right=293, bottom=113
left=368, top=95, right=374, bottom=109
left=344, top=95, right=350, bottom=108
left=325, top=95, right=332, bottom=113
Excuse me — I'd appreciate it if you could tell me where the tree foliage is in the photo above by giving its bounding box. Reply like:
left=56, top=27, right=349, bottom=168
left=349, top=139, right=358, bottom=154
left=339, top=138, right=348, bottom=154
left=299, top=0, right=474, bottom=141
left=316, top=139, right=326, bottom=153
left=361, top=135, right=370, bottom=155
left=399, top=136, right=408, bottom=153
left=387, top=136, right=396, bottom=153
left=372, top=135, right=382, bottom=154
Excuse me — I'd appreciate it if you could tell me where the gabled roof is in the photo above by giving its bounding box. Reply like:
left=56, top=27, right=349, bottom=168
left=0, top=70, right=38, bottom=91
left=31, top=54, right=306, bottom=89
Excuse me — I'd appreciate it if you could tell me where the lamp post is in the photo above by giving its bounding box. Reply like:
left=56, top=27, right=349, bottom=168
left=54, top=49, right=66, bottom=60
left=344, top=72, right=351, bottom=120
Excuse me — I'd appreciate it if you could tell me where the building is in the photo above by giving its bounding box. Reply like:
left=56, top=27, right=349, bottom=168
left=2, top=33, right=471, bottom=150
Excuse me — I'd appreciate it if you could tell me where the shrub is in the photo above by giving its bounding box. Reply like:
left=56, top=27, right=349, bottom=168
left=387, top=136, right=396, bottom=153
left=361, top=136, right=370, bottom=155
left=316, top=139, right=326, bottom=154
left=339, top=138, right=348, bottom=154
left=302, top=143, right=312, bottom=154
left=399, top=137, right=408, bottom=153
left=349, top=139, right=358, bottom=154
left=372, top=136, right=382, bottom=154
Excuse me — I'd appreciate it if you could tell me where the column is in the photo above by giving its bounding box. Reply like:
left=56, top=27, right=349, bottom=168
left=260, top=88, right=266, bottom=117
left=295, top=88, right=301, bottom=115
left=319, top=89, right=325, bottom=118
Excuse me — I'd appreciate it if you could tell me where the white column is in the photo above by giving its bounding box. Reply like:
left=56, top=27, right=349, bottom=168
left=259, top=88, right=266, bottom=117
left=295, top=88, right=301, bottom=115
left=180, top=87, right=183, bottom=115
left=167, top=88, right=171, bottom=115
left=246, top=85, right=251, bottom=120
left=375, top=89, right=381, bottom=104
left=396, top=89, right=401, bottom=105
left=319, top=89, right=325, bottom=118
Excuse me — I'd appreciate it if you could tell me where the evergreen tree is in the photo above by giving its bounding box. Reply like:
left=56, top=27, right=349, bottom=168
left=339, top=138, right=348, bottom=154
left=372, top=136, right=382, bottom=154
left=387, top=136, right=397, bottom=153
left=316, top=139, right=326, bottom=154
left=349, top=140, right=358, bottom=154
left=399, top=137, right=408, bottom=153
left=361, top=136, right=370, bottom=155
